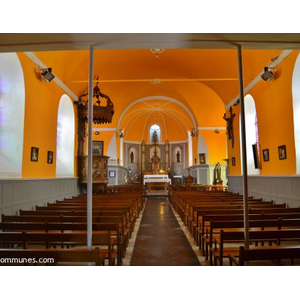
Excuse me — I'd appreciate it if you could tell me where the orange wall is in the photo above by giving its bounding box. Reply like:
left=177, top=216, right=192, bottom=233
left=18, top=53, right=73, bottom=178
left=251, top=51, right=297, bottom=175
left=17, top=48, right=300, bottom=178
left=199, top=130, right=227, bottom=165
left=227, top=51, right=299, bottom=175
left=92, top=130, right=115, bottom=157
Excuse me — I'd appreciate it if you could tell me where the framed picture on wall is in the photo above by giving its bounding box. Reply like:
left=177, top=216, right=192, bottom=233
left=92, top=141, right=103, bottom=156
left=109, top=171, right=116, bottom=178
left=231, top=157, right=236, bottom=166
left=47, top=151, right=54, bottom=164
left=199, top=153, right=206, bottom=164
left=31, top=147, right=39, bottom=162
left=262, top=149, right=269, bottom=162
left=278, top=145, right=287, bottom=160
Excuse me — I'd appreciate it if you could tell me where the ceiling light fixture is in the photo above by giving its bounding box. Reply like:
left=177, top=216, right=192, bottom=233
left=118, top=129, right=124, bottom=138
left=261, top=67, right=276, bottom=82
left=191, top=128, right=196, bottom=137
left=36, top=67, right=55, bottom=83
left=150, top=79, right=163, bottom=84
left=150, top=48, right=165, bottom=58
left=233, top=99, right=240, bottom=106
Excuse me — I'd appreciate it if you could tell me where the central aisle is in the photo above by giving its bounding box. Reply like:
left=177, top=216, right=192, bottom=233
left=130, top=197, right=201, bottom=266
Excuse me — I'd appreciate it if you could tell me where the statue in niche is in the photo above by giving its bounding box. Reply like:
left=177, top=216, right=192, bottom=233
left=176, top=151, right=180, bottom=162
left=152, top=131, right=158, bottom=143
left=130, top=151, right=134, bottom=163
left=214, top=162, right=222, bottom=184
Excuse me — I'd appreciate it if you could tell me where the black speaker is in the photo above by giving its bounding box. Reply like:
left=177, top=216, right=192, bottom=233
left=252, top=143, right=259, bottom=169
left=41, top=68, right=55, bottom=83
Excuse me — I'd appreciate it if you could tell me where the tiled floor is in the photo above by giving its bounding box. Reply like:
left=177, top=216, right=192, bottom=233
left=126, top=197, right=201, bottom=266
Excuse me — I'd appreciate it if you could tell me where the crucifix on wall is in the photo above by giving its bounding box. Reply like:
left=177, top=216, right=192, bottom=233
left=223, top=106, right=236, bottom=148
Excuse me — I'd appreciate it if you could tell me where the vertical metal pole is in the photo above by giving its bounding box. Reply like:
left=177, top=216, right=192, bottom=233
left=87, top=45, right=94, bottom=251
left=237, top=45, right=250, bottom=249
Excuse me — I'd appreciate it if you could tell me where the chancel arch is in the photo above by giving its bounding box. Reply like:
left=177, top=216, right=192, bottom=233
left=117, top=96, right=197, bottom=142
left=117, top=95, right=197, bottom=176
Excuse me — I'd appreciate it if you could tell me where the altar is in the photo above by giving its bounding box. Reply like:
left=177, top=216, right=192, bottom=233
left=143, top=174, right=171, bottom=194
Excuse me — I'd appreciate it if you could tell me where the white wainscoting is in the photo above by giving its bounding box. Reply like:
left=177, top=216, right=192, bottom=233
left=228, top=175, right=300, bottom=208
left=188, top=164, right=227, bottom=185
left=0, top=177, right=80, bottom=220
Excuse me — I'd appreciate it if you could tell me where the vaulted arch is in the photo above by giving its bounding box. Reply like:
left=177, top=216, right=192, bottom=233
left=118, top=96, right=197, bottom=142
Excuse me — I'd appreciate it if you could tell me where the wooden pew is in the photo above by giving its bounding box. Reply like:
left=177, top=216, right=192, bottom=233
left=1, top=215, right=127, bottom=264
left=0, top=222, right=124, bottom=265
left=199, top=213, right=300, bottom=243
left=197, top=210, right=300, bottom=251
left=54, top=193, right=145, bottom=218
left=187, top=202, right=284, bottom=234
left=0, top=248, right=105, bottom=266
left=42, top=203, right=140, bottom=230
left=1, top=214, right=128, bottom=240
left=204, top=219, right=277, bottom=262
left=211, top=229, right=300, bottom=266
left=19, top=209, right=131, bottom=226
left=0, top=231, right=117, bottom=266
left=204, top=218, right=300, bottom=262
left=32, top=207, right=135, bottom=233
left=228, top=245, right=300, bottom=266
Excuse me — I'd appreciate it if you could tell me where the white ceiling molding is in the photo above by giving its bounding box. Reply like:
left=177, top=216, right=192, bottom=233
left=92, top=128, right=117, bottom=131
left=198, top=127, right=227, bottom=130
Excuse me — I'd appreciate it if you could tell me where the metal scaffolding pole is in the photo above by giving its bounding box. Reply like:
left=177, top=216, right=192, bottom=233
left=87, top=45, right=94, bottom=251
left=237, top=45, right=250, bottom=249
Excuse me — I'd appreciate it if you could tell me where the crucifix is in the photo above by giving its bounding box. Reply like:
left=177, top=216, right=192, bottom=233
left=223, top=106, right=236, bottom=148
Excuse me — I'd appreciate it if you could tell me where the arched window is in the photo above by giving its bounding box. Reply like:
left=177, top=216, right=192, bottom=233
left=292, top=53, right=300, bottom=174
left=150, top=124, right=161, bottom=142
left=240, top=94, right=260, bottom=175
left=0, top=53, right=25, bottom=178
left=56, top=95, right=75, bottom=177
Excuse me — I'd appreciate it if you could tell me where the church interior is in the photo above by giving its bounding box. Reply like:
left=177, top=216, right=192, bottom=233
left=2, top=32, right=300, bottom=279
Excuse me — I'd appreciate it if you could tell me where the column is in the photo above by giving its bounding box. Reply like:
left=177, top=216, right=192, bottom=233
left=141, top=140, right=145, bottom=171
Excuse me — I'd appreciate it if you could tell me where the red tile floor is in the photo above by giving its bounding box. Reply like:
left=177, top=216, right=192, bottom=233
left=129, top=197, right=201, bottom=266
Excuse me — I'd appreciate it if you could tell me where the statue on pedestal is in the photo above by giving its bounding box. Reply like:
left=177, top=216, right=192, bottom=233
left=214, top=162, right=222, bottom=185
left=151, top=149, right=160, bottom=174
left=176, top=151, right=180, bottom=162
left=152, top=131, right=158, bottom=143
left=130, top=151, right=134, bottom=163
